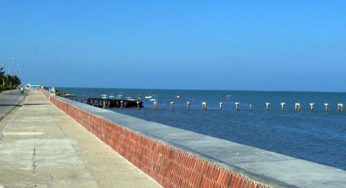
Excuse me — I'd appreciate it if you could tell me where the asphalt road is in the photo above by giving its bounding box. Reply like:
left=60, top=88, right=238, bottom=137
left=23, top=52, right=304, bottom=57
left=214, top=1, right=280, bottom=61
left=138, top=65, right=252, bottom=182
left=0, top=89, right=27, bottom=120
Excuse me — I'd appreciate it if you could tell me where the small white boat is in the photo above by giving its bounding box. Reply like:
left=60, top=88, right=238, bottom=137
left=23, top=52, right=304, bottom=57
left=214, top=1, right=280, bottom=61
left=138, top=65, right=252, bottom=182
left=225, top=95, right=232, bottom=101
left=145, top=96, right=153, bottom=99
left=116, top=94, right=123, bottom=99
left=126, top=97, right=136, bottom=101
left=149, top=98, right=157, bottom=102
left=100, top=94, right=107, bottom=99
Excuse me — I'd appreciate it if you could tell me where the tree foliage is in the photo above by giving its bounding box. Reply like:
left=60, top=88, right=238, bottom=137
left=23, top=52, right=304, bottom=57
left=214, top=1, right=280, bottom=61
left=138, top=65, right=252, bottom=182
left=0, top=66, right=21, bottom=91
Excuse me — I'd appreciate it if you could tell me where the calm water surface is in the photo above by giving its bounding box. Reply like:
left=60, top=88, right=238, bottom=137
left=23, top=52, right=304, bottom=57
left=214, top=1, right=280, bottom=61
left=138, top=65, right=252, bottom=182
left=59, top=87, right=346, bottom=170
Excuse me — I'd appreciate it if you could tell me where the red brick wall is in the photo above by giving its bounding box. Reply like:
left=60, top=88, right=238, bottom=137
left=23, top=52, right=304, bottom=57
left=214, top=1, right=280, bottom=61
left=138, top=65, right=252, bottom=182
left=47, top=95, right=269, bottom=188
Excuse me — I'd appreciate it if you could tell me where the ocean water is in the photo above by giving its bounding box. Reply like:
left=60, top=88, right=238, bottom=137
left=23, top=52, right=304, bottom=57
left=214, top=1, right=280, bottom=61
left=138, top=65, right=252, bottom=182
left=59, top=87, right=346, bottom=170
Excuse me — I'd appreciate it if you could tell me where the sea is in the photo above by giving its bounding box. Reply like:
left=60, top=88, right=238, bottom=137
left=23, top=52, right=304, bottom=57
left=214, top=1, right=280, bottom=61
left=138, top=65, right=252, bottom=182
left=58, top=87, right=346, bottom=170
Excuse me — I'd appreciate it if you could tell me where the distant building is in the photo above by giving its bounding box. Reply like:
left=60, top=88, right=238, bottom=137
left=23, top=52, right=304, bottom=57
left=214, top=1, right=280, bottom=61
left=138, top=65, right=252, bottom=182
left=26, top=83, right=41, bottom=89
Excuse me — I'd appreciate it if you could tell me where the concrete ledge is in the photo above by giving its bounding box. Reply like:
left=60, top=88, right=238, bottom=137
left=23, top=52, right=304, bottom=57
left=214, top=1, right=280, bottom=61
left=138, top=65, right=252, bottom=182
left=45, top=92, right=346, bottom=188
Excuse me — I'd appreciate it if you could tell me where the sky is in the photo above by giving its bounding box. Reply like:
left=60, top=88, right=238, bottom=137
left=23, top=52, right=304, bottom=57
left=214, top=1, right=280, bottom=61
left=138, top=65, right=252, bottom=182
left=0, top=0, right=346, bottom=91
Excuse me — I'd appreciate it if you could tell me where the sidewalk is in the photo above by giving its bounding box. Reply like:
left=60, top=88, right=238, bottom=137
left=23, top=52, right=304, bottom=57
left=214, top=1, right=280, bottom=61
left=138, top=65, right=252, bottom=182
left=0, top=90, right=161, bottom=188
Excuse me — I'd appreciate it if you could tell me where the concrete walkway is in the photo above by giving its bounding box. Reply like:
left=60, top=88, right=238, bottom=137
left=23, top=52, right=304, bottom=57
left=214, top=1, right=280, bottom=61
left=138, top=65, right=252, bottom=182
left=0, top=90, right=161, bottom=188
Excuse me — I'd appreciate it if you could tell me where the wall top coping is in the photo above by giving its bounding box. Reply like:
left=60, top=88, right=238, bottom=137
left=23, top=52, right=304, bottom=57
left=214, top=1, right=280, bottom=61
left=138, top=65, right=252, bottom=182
left=56, top=96, right=346, bottom=188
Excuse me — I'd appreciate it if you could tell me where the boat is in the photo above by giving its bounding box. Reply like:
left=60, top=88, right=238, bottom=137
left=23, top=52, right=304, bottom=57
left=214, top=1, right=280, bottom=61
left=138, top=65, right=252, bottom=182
left=145, top=96, right=152, bottom=99
left=100, top=94, right=107, bottom=99
left=176, top=95, right=182, bottom=99
left=116, top=94, right=123, bottom=99
left=149, top=98, right=157, bottom=102
left=63, top=93, right=75, bottom=97
left=126, top=97, right=136, bottom=101
left=62, top=93, right=76, bottom=100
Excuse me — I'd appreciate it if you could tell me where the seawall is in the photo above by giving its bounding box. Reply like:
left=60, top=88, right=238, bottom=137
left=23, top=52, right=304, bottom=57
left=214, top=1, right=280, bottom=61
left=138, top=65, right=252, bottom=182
left=45, top=92, right=346, bottom=188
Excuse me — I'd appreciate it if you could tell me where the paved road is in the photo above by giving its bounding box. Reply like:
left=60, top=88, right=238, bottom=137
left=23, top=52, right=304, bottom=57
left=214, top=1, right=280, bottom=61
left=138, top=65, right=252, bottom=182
left=0, top=89, right=27, bottom=120
left=0, top=90, right=161, bottom=188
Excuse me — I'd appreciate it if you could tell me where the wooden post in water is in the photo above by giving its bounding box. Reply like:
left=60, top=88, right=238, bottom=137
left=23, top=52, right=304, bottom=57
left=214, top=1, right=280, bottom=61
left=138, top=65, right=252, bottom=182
left=153, top=101, right=158, bottom=110
left=249, top=104, right=253, bottom=111
left=265, top=102, right=270, bottom=111
left=324, top=103, right=329, bottom=112
left=202, top=101, right=207, bottom=111
left=170, top=101, right=175, bottom=111
left=235, top=102, right=240, bottom=111
left=280, top=102, right=286, bottom=112
left=102, top=100, right=106, bottom=109
left=294, top=103, right=301, bottom=112
left=337, top=103, right=344, bottom=112
left=187, top=101, right=191, bottom=111
left=120, top=101, right=124, bottom=109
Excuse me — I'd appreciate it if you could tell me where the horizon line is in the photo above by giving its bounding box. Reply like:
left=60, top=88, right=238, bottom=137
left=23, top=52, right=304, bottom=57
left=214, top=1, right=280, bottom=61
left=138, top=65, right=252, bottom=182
left=51, top=85, right=346, bottom=94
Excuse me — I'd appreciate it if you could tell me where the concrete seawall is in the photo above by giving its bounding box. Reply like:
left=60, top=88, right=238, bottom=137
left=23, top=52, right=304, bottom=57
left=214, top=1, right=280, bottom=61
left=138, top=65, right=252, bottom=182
left=45, top=92, right=346, bottom=188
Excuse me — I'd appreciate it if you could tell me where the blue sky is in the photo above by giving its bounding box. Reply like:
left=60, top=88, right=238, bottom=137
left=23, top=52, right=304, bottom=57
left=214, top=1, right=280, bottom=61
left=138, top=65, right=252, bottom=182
left=1, top=0, right=345, bottom=91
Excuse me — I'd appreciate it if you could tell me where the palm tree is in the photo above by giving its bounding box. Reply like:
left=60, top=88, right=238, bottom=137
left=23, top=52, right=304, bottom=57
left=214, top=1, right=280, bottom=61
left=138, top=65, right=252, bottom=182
left=6, top=75, right=12, bottom=88
left=0, top=67, right=21, bottom=91
left=0, top=67, right=5, bottom=90
left=13, top=75, right=21, bottom=87
left=6, top=75, right=19, bottom=89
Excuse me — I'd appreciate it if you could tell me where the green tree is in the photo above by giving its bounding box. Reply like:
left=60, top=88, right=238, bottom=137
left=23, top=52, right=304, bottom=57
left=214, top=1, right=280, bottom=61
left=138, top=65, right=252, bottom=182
left=13, top=75, right=21, bottom=87
left=0, top=67, right=5, bottom=90
left=0, top=67, right=21, bottom=91
left=6, top=75, right=12, bottom=88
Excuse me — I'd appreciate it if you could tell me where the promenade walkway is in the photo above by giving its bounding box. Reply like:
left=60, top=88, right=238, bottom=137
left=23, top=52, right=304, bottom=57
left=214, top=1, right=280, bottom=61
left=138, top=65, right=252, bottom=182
left=0, top=90, right=160, bottom=188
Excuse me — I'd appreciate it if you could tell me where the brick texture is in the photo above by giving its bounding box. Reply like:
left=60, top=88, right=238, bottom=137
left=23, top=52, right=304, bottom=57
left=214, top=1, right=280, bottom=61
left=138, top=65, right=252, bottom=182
left=46, top=94, right=269, bottom=188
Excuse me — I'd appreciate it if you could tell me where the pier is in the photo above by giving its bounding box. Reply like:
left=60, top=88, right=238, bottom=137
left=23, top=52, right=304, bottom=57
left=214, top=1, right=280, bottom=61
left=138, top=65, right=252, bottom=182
left=145, top=100, right=345, bottom=112
left=86, top=98, right=143, bottom=109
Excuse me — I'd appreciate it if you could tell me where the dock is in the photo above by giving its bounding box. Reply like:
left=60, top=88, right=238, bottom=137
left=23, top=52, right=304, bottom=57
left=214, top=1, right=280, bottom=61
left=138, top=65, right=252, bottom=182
left=86, top=98, right=143, bottom=108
